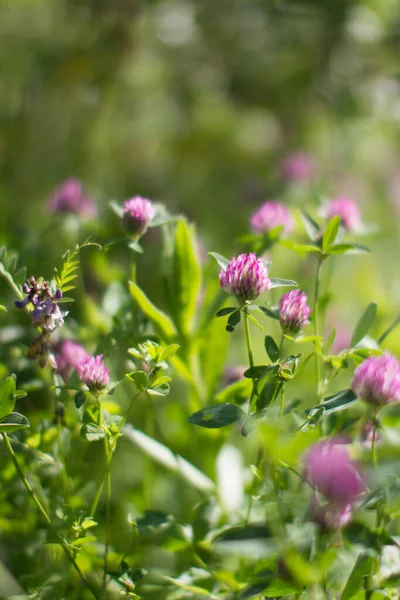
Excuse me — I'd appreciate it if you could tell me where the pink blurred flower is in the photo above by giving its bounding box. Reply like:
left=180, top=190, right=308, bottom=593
left=310, top=495, right=353, bottom=531
left=321, top=197, right=362, bottom=232
left=304, top=439, right=365, bottom=509
left=281, top=151, right=315, bottom=182
left=54, top=340, right=89, bottom=382
left=250, top=201, right=293, bottom=236
left=279, top=289, right=311, bottom=335
left=351, top=352, right=400, bottom=407
left=122, top=196, right=155, bottom=240
left=223, top=365, right=247, bottom=386
left=76, top=354, right=110, bottom=394
left=48, top=178, right=96, bottom=217
left=219, top=253, right=271, bottom=304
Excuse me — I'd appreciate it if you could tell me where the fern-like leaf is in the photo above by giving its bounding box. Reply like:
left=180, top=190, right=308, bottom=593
left=54, top=239, right=100, bottom=299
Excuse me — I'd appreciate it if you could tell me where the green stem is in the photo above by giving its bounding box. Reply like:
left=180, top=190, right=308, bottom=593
left=90, top=391, right=141, bottom=518
left=243, top=305, right=256, bottom=415
left=313, top=258, right=323, bottom=399
left=279, top=333, right=285, bottom=424
left=378, top=314, right=400, bottom=345
left=2, top=433, right=99, bottom=600
left=371, top=422, right=378, bottom=472
left=103, top=438, right=111, bottom=597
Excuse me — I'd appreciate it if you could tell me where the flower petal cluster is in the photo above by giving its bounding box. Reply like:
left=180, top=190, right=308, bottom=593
left=48, top=178, right=96, bottom=218
left=76, top=354, right=110, bottom=394
left=304, top=439, right=365, bottom=530
left=279, top=289, right=311, bottom=334
left=219, top=253, right=271, bottom=304
left=250, top=201, right=293, bottom=235
left=351, top=352, right=400, bottom=407
left=281, top=151, right=315, bottom=182
left=122, top=196, right=155, bottom=239
left=15, top=278, right=67, bottom=333
left=54, top=341, right=89, bottom=382
left=322, top=197, right=362, bottom=232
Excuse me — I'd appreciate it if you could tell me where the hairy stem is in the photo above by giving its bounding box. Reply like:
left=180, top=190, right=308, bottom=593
left=2, top=433, right=99, bottom=600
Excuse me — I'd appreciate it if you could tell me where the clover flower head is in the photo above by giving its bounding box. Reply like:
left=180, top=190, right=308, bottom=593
left=219, top=253, right=271, bottom=304
left=250, top=201, right=293, bottom=236
left=351, top=352, right=400, bottom=407
left=281, top=151, right=314, bottom=182
left=48, top=178, right=96, bottom=218
left=122, top=196, right=155, bottom=239
left=322, top=197, right=362, bottom=232
left=54, top=340, right=89, bottom=382
left=76, top=354, right=110, bottom=394
left=279, top=289, right=311, bottom=334
left=304, top=438, right=365, bottom=509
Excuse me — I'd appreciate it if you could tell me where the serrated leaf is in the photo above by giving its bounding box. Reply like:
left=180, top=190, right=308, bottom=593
left=350, top=302, right=377, bottom=348
left=129, top=282, right=177, bottom=341
left=208, top=252, right=230, bottom=271
left=0, top=376, right=16, bottom=420
left=80, top=423, right=105, bottom=442
left=0, top=412, right=30, bottom=432
left=322, top=216, right=341, bottom=252
left=188, top=403, right=245, bottom=429
left=264, top=336, right=279, bottom=362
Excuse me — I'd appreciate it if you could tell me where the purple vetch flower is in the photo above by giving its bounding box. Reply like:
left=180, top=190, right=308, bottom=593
left=280, top=151, right=315, bottom=182
left=304, top=438, right=365, bottom=511
left=76, top=354, right=110, bottom=394
left=15, top=277, right=67, bottom=333
left=250, top=201, right=293, bottom=236
left=351, top=352, right=400, bottom=407
left=54, top=340, right=89, bottom=382
left=122, top=196, right=155, bottom=239
left=321, top=197, right=362, bottom=232
left=219, top=253, right=271, bottom=304
left=279, top=289, right=311, bottom=335
left=48, top=178, right=97, bottom=218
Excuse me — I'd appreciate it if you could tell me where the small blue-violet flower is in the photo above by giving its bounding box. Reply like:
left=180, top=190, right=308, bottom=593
left=219, top=253, right=271, bottom=305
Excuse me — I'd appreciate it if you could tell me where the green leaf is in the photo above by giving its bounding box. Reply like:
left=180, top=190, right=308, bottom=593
left=214, top=378, right=252, bottom=404
left=322, top=216, right=341, bottom=253
left=0, top=376, right=16, bottom=420
left=216, top=307, right=238, bottom=317
left=350, top=302, right=377, bottom=348
left=80, top=423, right=105, bottom=442
left=281, top=240, right=321, bottom=254
left=307, top=389, right=358, bottom=417
left=188, top=403, right=245, bottom=429
left=264, top=336, right=279, bottom=362
left=252, top=365, right=282, bottom=411
left=74, top=391, right=86, bottom=409
left=299, top=209, right=321, bottom=242
left=0, top=412, right=30, bottom=432
left=341, top=553, right=374, bottom=600
left=208, top=252, right=230, bottom=271
left=244, top=366, right=268, bottom=379
left=126, top=370, right=148, bottom=390
left=0, top=304, right=6, bottom=312
left=171, top=220, right=202, bottom=336
left=258, top=305, right=280, bottom=320
left=227, top=310, right=241, bottom=331
left=213, top=524, right=272, bottom=542
left=129, top=282, right=177, bottom=341
left=128, top=241, right=143, bottom=254
left=269, top=278, right=297, bottom=289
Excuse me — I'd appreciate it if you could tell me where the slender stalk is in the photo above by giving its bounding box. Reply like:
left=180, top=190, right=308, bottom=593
left=378, top=314, right=400, bottom=345
left=103, top=438, right=111, bottom=597
left=243, top=305, right=255, bottom=370
left=279, top=333, right=285, bottom=425
left=2, top=433, right=99, bottom=600
left=313, top=257, right=323, bottom=399
left=90, top=391, right=141, bottom=518
left=371, top=423, right=378, bottom=472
